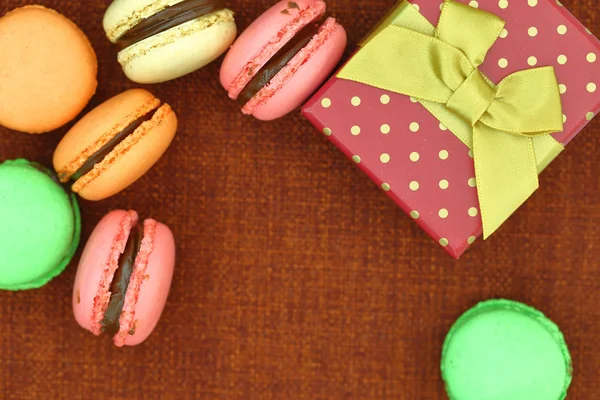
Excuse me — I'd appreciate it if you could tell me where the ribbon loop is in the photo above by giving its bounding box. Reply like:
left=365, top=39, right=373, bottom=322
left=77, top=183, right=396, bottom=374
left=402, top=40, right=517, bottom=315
left=483, top=68, right=564, bottom=135
left=447, top=69, right=496, bottom=126
left=436, top=0, right=505, bottom=67
left=341, top=25, right=470, bottom=102
left=336, top=0, right=564, bottom=238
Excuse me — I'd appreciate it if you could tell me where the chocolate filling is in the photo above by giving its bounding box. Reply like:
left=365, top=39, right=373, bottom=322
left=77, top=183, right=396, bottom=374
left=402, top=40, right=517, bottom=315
left=237, top=22, right=321, bottom=106
left=118, top=0, right=226, bottom=49
left=70, top=110, right=155, bottom=182
left=101, top=224, right=143, bottom=335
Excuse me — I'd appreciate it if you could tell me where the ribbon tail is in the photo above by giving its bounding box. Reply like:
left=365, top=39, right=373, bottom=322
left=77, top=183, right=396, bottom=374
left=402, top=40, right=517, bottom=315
left=473, top=124, right=540, bottom=238
left=532, top=134, right=565, bottom=173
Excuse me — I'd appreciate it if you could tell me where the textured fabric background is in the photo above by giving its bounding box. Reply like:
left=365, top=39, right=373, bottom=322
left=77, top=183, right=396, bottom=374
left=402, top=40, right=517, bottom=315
left=0, top=0, right=598, bottom=399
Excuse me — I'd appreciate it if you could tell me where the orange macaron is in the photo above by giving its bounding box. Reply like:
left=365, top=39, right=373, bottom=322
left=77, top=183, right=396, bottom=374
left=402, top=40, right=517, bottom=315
left=0, top=5, right=98, bottom=134
left=53, top=89, right=178, bottom=201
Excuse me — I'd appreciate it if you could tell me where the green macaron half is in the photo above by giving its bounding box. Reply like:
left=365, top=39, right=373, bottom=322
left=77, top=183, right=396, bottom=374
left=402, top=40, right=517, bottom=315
left=0, top=159, right=81, bottom=290
left=441, top=299, right=572, bottom=400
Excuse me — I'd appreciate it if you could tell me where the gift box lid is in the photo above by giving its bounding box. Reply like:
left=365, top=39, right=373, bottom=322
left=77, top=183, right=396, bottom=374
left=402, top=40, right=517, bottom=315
left=302, top=0, right=600, bottom=259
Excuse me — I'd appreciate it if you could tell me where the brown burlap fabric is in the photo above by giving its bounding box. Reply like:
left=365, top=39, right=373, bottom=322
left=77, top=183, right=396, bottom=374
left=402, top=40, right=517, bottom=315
left=0, top=0, right=598, bottom=398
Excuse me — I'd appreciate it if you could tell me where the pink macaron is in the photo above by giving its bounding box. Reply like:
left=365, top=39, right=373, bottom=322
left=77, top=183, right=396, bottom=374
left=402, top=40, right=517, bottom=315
left=220, top=0, right=346, bottom=121
left=73, top=210, right=175, bottom=347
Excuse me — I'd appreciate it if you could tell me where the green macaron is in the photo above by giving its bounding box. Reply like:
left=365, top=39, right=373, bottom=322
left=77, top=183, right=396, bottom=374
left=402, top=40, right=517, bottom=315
left=441, top=299, right=572, bottom=400
left=0, top=159, right=81, bottom=290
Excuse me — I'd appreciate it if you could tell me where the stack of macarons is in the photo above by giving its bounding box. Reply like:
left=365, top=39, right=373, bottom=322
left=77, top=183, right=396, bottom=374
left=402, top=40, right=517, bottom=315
left=0, top=0, right=348, bottom=347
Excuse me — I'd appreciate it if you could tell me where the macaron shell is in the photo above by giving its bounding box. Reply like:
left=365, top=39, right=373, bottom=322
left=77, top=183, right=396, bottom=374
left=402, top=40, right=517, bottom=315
left=72, top=210, right=138, bottom=334
left=220, top=0, right=324, bottom=94
left=0, top=160, right=80, bottom=290
left=441, top=299, right=572, bottom=400
left=74, top=104, right=178, bottom=201
left=0, top=6, right=97, bottom=133
left=53, top=88, right=159, bottom=177
left=248, top=19, right=346, bottom=121
left=118, top=13, right=236, bottom=84
left=120, top=221, right=175, bottom=346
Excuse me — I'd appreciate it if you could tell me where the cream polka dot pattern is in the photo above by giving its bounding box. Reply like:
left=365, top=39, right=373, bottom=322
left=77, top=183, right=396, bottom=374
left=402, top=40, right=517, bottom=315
left=528, top=27, right=538, bottom=37
left=528, top=56, right=538, bottom=66
left=559, top=84, right=567, bottom=94
left=557, top=54, right=567, bottom=64
left=557, top=25, right=567, bottom=35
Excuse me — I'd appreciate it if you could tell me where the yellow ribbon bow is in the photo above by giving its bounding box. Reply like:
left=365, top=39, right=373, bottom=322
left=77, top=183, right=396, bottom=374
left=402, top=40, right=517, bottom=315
left=337, top=0, right=565, bottom=238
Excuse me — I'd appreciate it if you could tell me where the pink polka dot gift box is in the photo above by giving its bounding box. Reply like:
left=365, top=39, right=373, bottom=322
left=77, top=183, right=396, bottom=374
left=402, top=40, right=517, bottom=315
left=302, top=0, right=600, bottom=258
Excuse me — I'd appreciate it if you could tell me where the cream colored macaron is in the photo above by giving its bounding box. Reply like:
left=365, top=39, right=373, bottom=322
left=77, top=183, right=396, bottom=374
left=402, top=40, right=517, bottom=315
left=103, top=0, right=236, bottom=84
